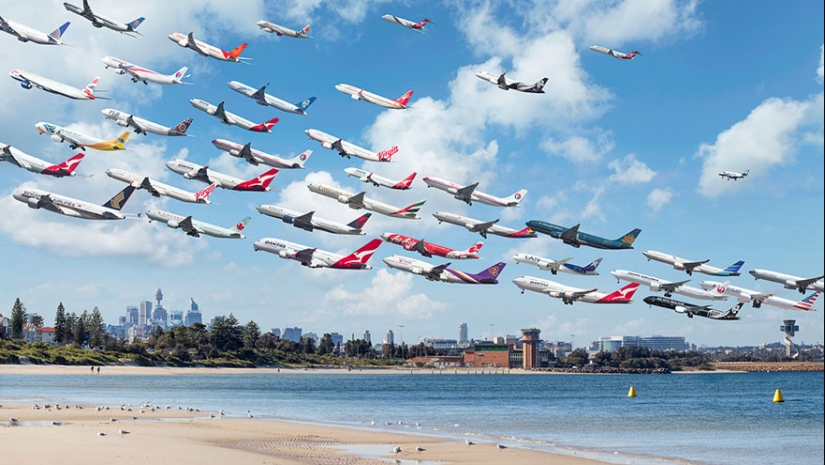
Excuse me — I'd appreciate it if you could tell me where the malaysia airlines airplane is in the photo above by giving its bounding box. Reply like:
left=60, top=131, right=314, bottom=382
left=719, top=169, right=749, bottom=181
left=257, top=205, right=371, bottom=235
left=36, top=122, right=129, bottom=151
left=589, top=45, right=641, bottom=60
left=63, top=1, right=144, bottom=36
left=642, top=250, right=744, bottom=277
left=106, top=168, right=217, bottom=204
left=0, top=16, right=70, bottom=45
left=432, top=211, right=536, bottom=239
left=227, top=81, right=315, bottom=115
left=335, top=83, right=413, bottom=110
left=475, top=71, right=548, bottom=93
left=101, top=56, right=190, bottom=85
left=611, top=269, right=728, bottom=301
left=10, top=70, right=102, bottom=100
left=146, top=209, right=249, bottom=239
left=13, top=185, right=137, bottom=220
left=512, top=276, right=639, bottom=305
left=423, top=177, right=527, bottom=207
left=168, top=32, right=249, bottom=63
left=102, top=109, right=192, bottom=137
left=254, top=237, right=382, bottom=270
left=699, top=280, right=819, bottom=311
left=344, top=168, right=415, bottom=190
left=212, top=139, right=310, bottom=169
left=380, top=15, right=433, bottom=33
left=166, top=159, right=278, bottom=192
left=643, top=296, right=744, bottom=321
left=307, top=183, right=426, bottom=220
left=512, top=254, right=602, bottom=276
left=190, top=99, right=278, bottom=133
left=381, top=232, right=482, bottom=259
left=748, top=269, right=824, bottom=294
left=305, top=129, right=398, bottom=162
left=527, top=221, right=640, bottom=250
left=1, top=144, right=84, bottom=178
left=384, top=255, right=505, bottom=285
left=257, top=21, right=311, bottom=38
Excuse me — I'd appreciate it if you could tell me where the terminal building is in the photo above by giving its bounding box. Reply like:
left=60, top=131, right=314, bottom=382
left=590, top=335, right=689, bottom=353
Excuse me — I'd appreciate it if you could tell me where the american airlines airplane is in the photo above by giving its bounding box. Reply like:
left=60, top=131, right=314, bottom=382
left=748, top=269, right=824, bottom=294
left=307, top=183, right=425, bottom=220
left=212, top=139, right=310, bottom=169
left=228, top=81, right=316, bottom=115
left=512, top=276, right=640, bottom=305
left=253, top=237, right=382, bottom=270
left=642, top=250, right=744, bottom=277
left=383, top=255, right=505, bottom=285
left=423, top=177, right=527, bottom=207
left=257, top=205, right=371, bottom=235
left=102, top=109, right=192, bottom=137
left=589, top=45, right=641, bottom=60
left=166, top=159, right=278, bottom=192
left=643, top=296, right=744, bottom=321
left=431, top=211, right=537, bottom=239
left=0, top=16, right=70, bottom=45
left=699, top=280, right=819, bottom=311
left=10, top=70, right=102, bottom=100
left=512, top=254, right=602, bottom=276
left=611, top=269, right=728, bottom=301
left=63, top=1, right=144, bottom=36
left=106, top=168, right=217, bottom=204
left=256, top=21, right=311, bottom=38
left=101, top=56, right=190, bottom=85
left=381, top=232, right=482, bottom=259
left=1, top=144, right=84, bottom=178
left=168, top=32, right=249, bottom=63
left=305, top=129, right=398, bottom=162
left=380, top=15, right=433, bottom=33
left=13, top=185, right=138, bottom=220
left=334, top=83, right=413, bottom=110
left=344, top=168, right=415, bottom=190
left=190, top=99, right=279, bottom=133
left=36, top=122, right=129, bottom=151
left=475, top=71, right=548, bottom=93
left=146, top=209, right=249, bottom=239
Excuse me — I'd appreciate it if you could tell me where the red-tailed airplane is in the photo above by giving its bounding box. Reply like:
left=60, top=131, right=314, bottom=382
left=589, top=45, right=641, bottom=60
left=254, top=237, right=382, bottom=270
left=381, top=232, right=482, bottom=259
left=1, top=144, right=84, bottom=177
left=166, top=159, right=277, bottom=192
left=334, top=84, right=413, bottom=110
left=381, top=15, right=433, bottom=33
left=168, top=32, right=249, bottom=63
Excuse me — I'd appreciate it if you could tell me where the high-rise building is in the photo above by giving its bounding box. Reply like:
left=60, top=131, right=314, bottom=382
left=459, top=323, right=468, bottom=343
left=138, top=301, right=152, bottom=326
left=362, top=330, right=371, bottom=344
left=282, top=327, right=302, bottom=342
left=271, top=328, right=281, bottom=338
left=127, top=306, right=138, bottom=326
left=330, top=332, right=344, bottom=351
left=184, top=298, right=201, bottom=326
left=169, top=310, right=183, bottom=327
left=384, top=329, right=394, bottom=346
left=152, top=307, right=167, bottom=329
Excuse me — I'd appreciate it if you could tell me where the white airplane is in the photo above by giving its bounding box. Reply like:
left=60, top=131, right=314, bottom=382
left=344, top=168, right=415, bottom=190
left=512, top=276, right=640, bottom=305
left=256, top=21, right=311, bottom=38
left=423, top=176, right=527, bottom=207
left=101, top=56, right=190, bottom=85
left=699, top=280, right=819, bottom=311
left=190, top=99, right=279, bottom=133
left=475, top=71, right=548, bottom=93
left=212, top=139, right=310, bottom=169
left=0, top=16, right=70, bottom=45
left=432, top=211, right=537, bottom=239
left=748, top=269, right=825, bottom=294
left=146, top=209, right=249, bottom=239
left=227, top=81, right=315, bottom=115
left=589, top=45, right=641, bottom=60
left=35, top=122, right=129, bottom=151
left=253, top=237, right=382, bottom=270
left=305, top=129, right=398, bottom=162
left=719, top=169, right=749, bottom=181
left=102, top=108, right=192, bottom=137
left=383, top=255, right=506, bottom=285
left=1, top=144, right=85, bottom=178
left=257, top=205, right=371, bottom=235
left=611, top=269, right=728, bottom=301
left=380, top=15, right=433, bottom=33
left=10, top=70, right=102, bottom=100
left=168, top=32, right=249, bottom=63
left=166, top=159, right=278, bottom=192
left=307, top=183, right=426, bottom=220
left=334, top=83, right=413, bottom=110
left=13, top=184, right=137, bottom=220
left=642, top=250, right=745, bottom=277
left=106, top=168, right=217, bottom=204
left=512, top=254, right=602, bottom=276
left=63, top=1, right=144, bottom=36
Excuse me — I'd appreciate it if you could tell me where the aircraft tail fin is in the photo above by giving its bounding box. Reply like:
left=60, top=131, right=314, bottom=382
left=102, top=185, right=136, bottom=211
left=393, top=199, right=426, bottom=217
left=300, top=24, right=311, bottom=35
left=584, top=257, right=603, bottom=273
left=468, top=262, right=505, bottom=284
left=243, top=168, right=278, bottom=191
left=43, top=153, right=84, bottom=177
left=295, top=96, right=316, bottom=112
left=347, top=212, right=372, bottom=230
left=510, top=226, right=537, bottom=238
left=172, top=118, right=193, bottom=135
left=173, top=66, right=189, bottom=82
left=616, top=228, right=642, bottom=247
left=82, top=76, right=100, bottom=99
left=288, top=150, right=311, bottom=168
left=535, top=77, right=548, bottom=92
left=226, top=42, right=248, bottom=60
left=597, top=282, right=639, bottom=303
left=505, top=189, right=527, bottom=206
left=393, top=172, right=416, bottom=190
left=50, top=21, right=70, bottom=40
left=376, top=145, right=398, bottom=162
left=111, top=131, right=130, bottom=149
left=194, top=183, right=217, bottom=202
left=743, top=169, right=749, bottom=177
left=230, top=216, right=251, bottom=234
left=127, top=17, right=145, bottom=32
left=721, top=260, right=745, bottom=275
left=394, top=90, right=413, bottom=107
left=251, top=117, right=279, bottom=132
left=466, top=241, right=484, bottom=255
left=792, top=292, right=820, bottom=311
left=333, top=238, right=382, bottom=269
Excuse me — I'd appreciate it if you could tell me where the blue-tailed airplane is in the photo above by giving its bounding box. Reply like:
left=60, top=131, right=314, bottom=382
left=512, top=253, right=601, bottom=276
left=525, top=221, right=640, bottom=250
left=642, top=250, right=744, bottom=277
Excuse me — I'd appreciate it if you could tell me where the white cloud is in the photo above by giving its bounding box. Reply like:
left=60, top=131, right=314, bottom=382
left=817, top=44, right=824, bottom=83
left=646, top=188, right=673, bottom=214
left=542, top=133, right=615, bottom=163
left=608, top=154, right=656, bottom=184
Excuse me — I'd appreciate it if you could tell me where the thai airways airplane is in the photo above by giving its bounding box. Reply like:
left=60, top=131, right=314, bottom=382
left=589, top=45, right=641, bottom=60
left=146, top=209, right=249, bottom=239
left=106, top=168, right=217, bottom=204
left=307, top=183, right=425, bottom=220
left=168, top=32, right=249, bottom=63
left=611, top=269, right=728, bottom=301
left=334, top=83, right=413, bottom=110
left=0, top=16, right=70, bottom=45
left=384, top=255, right=505, bottom=285
left=253, top=237, right=382, bottom=270
left=13, top=185, right=137, bottom=220
left=642, top=250, right=744, bottom=277
left=526, top=221, right=640, bottom=250
left=1, top=144, right=84, bottom=178
left=512, top=276, right=640, bottom=305
left=305, top=129, right=398, bottom=162
left=227, top=81, right=315, bottom=115
left=190, top=99, right=278, bottom=133
left=102, top=109, right=192, bottom=137
left=475, top=71, right=548, bottom=93
left=381, top=232, right=482, bottom=259
left=719, top=169, right=749, bottom=181
left=344, top=168, right=415, bottom=190
left=36, top=122, right=129, bottom=151
left=432, top=211, right=536, bottom=239
left=748, top=269, right=824, bottom=294
left=63, top=1, right=144, bottom=36
left=256, top=21, right=311, bottom=38
left=10, top=70, right=102, bottom=100
left=643, top=296, right=744, bottom=320
left=512, top=254, right=602, bottom=276
left=699, top=281, right=819, bottom=311
left=212, top=139, right=310, bottom=169
left=101, top=56, right=190, bottom=85
left=423, top=176, right=527, bottom=207
left=257, top=205, right=371, bottom=235
left=380, top=15, right=433, bottom=33
left=166, top=159, right=278, bottom=192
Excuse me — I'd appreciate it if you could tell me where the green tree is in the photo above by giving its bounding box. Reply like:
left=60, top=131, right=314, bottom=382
left=65, top=312, right=78, bottom=343
left=242, top=321, right=261, bottom=350
left=301, top=336, right=316, bottom=354
left=255, top=332, right=278, bottom=350
left=11, top=298, right=27, bottom=340
left=54, top=302, right=67, bottom=344
left=89, top=307, right=106, bottom=348
left=31, top=314, right=44, bottom=327
left=74, top=310, right=89, bottom=346
left=210, top=314, right=243, bottom=352
left=316, top=333, right=334, bottom=356
left=562, top=348, right=589, bottom=368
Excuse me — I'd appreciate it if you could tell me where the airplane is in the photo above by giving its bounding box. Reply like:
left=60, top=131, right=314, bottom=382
left=748, top=269, right=825, bottom=294
left=588, top=45, right=641, bottom=60
left=699, top=281, right=820, bottom=311
left=101, top=56, right=190, bottom=85
left=13, top=184, right=137, bottom=220
left=475, top=71, right=548, bottom=93
left=106, top=168, right=217, bottom=204
left=227, top=81, right=315, bottom=115
left=512, top=254, right=602, bottom=276
left=253, top=237, right=382, bottom=270
left=344, top=168, right=415, bottom=190
left=256, top=205, right=371, bottom=235
left=1, top=144, right=84, bottom=178
left=166, top=159, right=278, bottom=192
left=168, top=32, right=249, bottom=63
left=642, top=250, right=744, bottom=277
left=190, top=99, right=278, bottom=133
left=256, top=21, right=311, bottom=38
left=334, top=83, right=413, bottom=110
left=526, top=220, right=640, bottom=250
left=432, top=211, right=537, bottom=239
left=146, top=209, right=249, bottom=239
left=381, top=232, right=483, bottom=259
left=423, top=176, right=527, bottom=207
left=380, top=15, right=433, bottom=33
left=719, top=169, right=749, bottom=181
left=307, top=183, right=426, bottom=220
left=212, top=139, right=310, bottom=169
left=63, top=1, right=144, bottom=36
left=35, top=122, right=129, bottom=151
left=611, top=269, right=728, bottom=301
left=383, top=255, right=505, bottom=285
left=512, top=276, right=640, bottom=305
left=10, top=70, right=102, bottom=100
left=102, top=108, right=192, bottom=137
left=0, top=16, right=70, bottom=45
left=643, top=296, right=744, bottom=321
left=305, top=129, right=398, bottom=162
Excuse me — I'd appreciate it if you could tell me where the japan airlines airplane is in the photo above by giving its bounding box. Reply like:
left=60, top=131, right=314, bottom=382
left=380, top=15, right=433, bottom=33
left=334, top=83, right=413, bottom=110
left=589, top=45, right=641, bottom=60
left=699, top=281, right=819, bottom=311
left=1, top=144, right=84, bottom=178
left=432, top=211, right=537, bottom=239
left=146, top=209, right=249, bottom=239
left=512, top=254, right=602, bottom=276
left=526, top=221, right=640, bottom=250
left=719, top=169, right=749, bottom=181
left=256, top=205, right=371, bottom=235
left=102, top=108, right=192, bottom=137
left=13, top=184, right=137, bottom=220
left=166, top=159, right=278, bottom=192
left=36, top=122, right=129, bottom=151
left=475, top=71, right=548, bottom=93
left=345, top=168, right=415, bottom=190
left=748, top=269, right=824, bottom=294
left=512, top=276, right=639, bottom=305
left=10, top=70, right=102, bottom=100
left=213, top=139, right=310, bottom=169
left=642, top=250, right=744, bottom=277
left=253, top=237, right=382, bottom=270
left=381, top=232, right=482, bottom=259
left=611, top=270, right=728, bottom=301
left=643, top=296, right=744, bottom=320
left=106, top=168, right=217, bottom=204
left=227, top=81, right=315, bottom=115
left=0, top=16, right=70, bottom=45
left=190, top=99, right=278, bottom=133
left=256, top=21, right=311, bottom=38
left=168, top=32, right=249, bottom=63
left=307, top=183, right=425, bottom=220
left=384, top=255, right=505, bottom=284
left=101, top=56, right=190, bottom=85
left=63, top=1, right=144, bottom=36
left=305, top=129, right=398, bottom=162
left=423, top=176, right=527, bottom=207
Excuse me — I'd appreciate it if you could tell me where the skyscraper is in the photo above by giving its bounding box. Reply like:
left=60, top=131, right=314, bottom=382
left=184, top=298, right=201, bottom=326
left=138, top=301, right=152, bottom=326
left=384, top=329, right=394, bottom=346
left=459, top=323, right=468, bottom=343
left=362, top=330, right=371, bottom=344
left=127, top=306, right=138, bottom=326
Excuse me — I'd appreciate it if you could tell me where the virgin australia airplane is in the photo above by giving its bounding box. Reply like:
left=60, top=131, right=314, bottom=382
left=380, top=15, right=433, bottom=33
left=13, top=185, right=138, bottom=220
left=101, top=56, right=190, bottom=85
left=432, top=211, right=537, bottom=239
left=256, top=21, right=311, bottom=38
left=228, top=81, right=315, bottom=115
left=642, top=250, right=744, bottom=277
left=257, top=205, right=371, bottom=235
left=212, top=139, right=310, bottom=169
left=383, top=255, right=505, bottom=285
left=106, top=168, right=217, bottom=204
left=146, top=209, right=249, bottom=239
left=166, top=159, right=278, bottom=192
left=63, top=0, right=144, bottom=36
left=748, top=269, right=824, bottom=294
left=36, top=122, right=129, bottom=151
left=0, top=16, right=70, bottom=45
left=611, top=270, right=728, bottom=301
left=334, top=83, right=413, bottom=110
left=168, top=32, right=249, bottom=63
left=643, top=296, right=744, bottom=320
left=526, top=221, right=640, bottom=250
left=423, top=176, right=527, bottom=207
left=1, top=144, right=84, bottom=178
left=512, top=254, right=601, bottom=276
left=190, top=99, right=278, bottom=133
left=253, top=237, right=382, bottom=270
left=699, top=281, right=820, bottom=311
left=307, top=183, right=426, bottom=220
left=102, top=108, right=192, bottom=137
left=475, top=71, right=548, bottom=93
left=306, top=129, right=398, bottom=162
left=344, top=168, right=415, bottom=190
left=512, top=276, right=639, bottom=305
left=589, top=45, right=641, bottom=60
left=10, top=70, right=102, bottom=100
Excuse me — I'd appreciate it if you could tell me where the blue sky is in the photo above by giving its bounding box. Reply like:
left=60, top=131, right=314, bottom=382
left=1, top=0, right=822, bottom=348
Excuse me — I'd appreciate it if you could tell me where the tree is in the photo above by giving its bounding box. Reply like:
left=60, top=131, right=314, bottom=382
left=31, top=314, right=44, bottom=327
left=242, top=321, right=261, bottom=350
left=65, top=312, right=78, bottom=343
left=54, top=302, right=67, bottom=344
left=210, top=314, right=243, bottom=352
left=316, top=333, right=334, bottom=356
left=74, top=310, right=89, bottom=346
left=89, top=307, right=106, bottom=348
left=11, top=298, right=27, bottom=340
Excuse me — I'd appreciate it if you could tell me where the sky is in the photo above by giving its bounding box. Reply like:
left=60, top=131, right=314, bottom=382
left=0, top=0, right=822, bottom=348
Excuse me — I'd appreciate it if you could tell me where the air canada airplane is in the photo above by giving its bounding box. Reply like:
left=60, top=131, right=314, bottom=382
left=380, top=15, right=433, bottom=33
left=257, top=205, right=371, bottom=235
left=102, top=108, right=192, bottom=137
left=101, top=56, right=190, bottom=85
left=512, top=254, right=602, bottom=276
left=307, top=183, right=425, bottom=220
left=512, top=276, right=639, bottom=305
left=106, top=168, right=217, bottom=204
left=166, top=159, right=278, bottom=192
left=719, top=169, right=749, bottom=181
left=10, top=70, right=102, bottom=100
left=228, top=81, right=315, bottom=115
left=0, top=16, right=70, bottom=45
left=344, top=168, right=415, bottom=190
left=475, top=71, right=548, bottom=93
left=611, top=269, right=728, bottom=301
left=335, top=83, right=413, bottom=110
left=383, top=255, right=505, bottom=285
left=643, top=296, right=744, bottom=320
left=13, top=185, right=138, bottom=220
left=642, top=250, right=744, bottom=277
left=190, top=99, right=279, bottom=133
left=431, top=211, right=536, bottom=239
left=168, top=32, right=249, bottom=63
left=254, top=237, right=382, bottom=270
left=381, top=232, right=482, bottom=259
left=527, top=220, right=640, bottom=250
left=589, top=45, right=641, bottom=60
left=423, top=176, right=527, bottom=207
left=306, top=129, right=398, bottom=162
left=699, top=281, right=819, bottom=311
left=212, top=139, right=311, bottom=169
left=748, top=269, right=824, bottom=294
left=1, top=144, right=84, bottom=178
left=36, top=122, right=129, bottom=151
left=146, top=209, right=249, bottom=239
left=257, top=21, right=311, bottom=38
left=63, top=0, right=144, bottom=36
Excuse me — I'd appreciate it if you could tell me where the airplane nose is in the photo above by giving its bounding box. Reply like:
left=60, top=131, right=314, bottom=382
left=12, top=189, right=26, bottom=202
left=380, top=233, right=391, bottom=241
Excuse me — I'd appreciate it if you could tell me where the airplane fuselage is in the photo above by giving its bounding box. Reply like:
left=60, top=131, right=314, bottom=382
left=13, top=187, right=127, bottom=220
left=35, top=122, right=127, bottom=151
left=256, top=21, right=310, bottom=38
left=146, top=209, right=244, bottom=239
left=642, top=250, right=741, bottom=276
left=101, top=108, right=184, bottom=137
left=190, top=99, right=273, bottom=132
left=211, top=139, right=308, bottom=169
left=106, top=169, right=212, bottom=204
left=227, top=81, right=310, bottom=114
left=382, top=255, right=497, bottom=284
left=431, top=211, right=536, bottom=238
left=253, top=237, right=372, bottom=269
left=305, top=129, right=395, bottom=162
left=101, top=56, right=185, bottom=85
left=381, top=232, right=479, bottom=259
left=643, top=296, right=741, bottom=320
left=307, top=183, right=423, bottom=219
left=256, top=205, right=365, bottom=235
left=699, top=280, right=817, bottom=311
left=335, top=83, right=407, bottom=109
left=10, top=69, right=94, bottom=100
left=165, top=159, right=273, bottom=191
left=511, top=276, right=621, bottom=304
left=423, top=176, right=525, bottom=207
left=748, top=269, right=824, bottom=293
left=168, top=32, right=245, bottom=62
left=0, top=18, right=67, bottom=45
left=512, top=253, right=598, bottom=275
left=344, top=168, right=412, bottom=189
left=526, top=221, right=637, bottom=250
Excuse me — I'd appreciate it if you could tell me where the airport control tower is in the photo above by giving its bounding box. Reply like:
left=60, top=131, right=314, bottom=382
left=521, top=328, right=541, bottom=369
left=780, top=319, right=799, bottom=358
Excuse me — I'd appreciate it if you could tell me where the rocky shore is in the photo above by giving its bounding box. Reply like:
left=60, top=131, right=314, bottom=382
left=711, top=361, right=824, bottom=372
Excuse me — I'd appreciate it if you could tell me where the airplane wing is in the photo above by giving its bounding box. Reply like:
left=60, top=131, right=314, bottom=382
left=238, top=143, right=259, bottom=165
left=186, top=32, right=206, bottom=55
left=411, top=239, right=432, bottom=258
left=559, top=224, right=581, bottom=246
left=542, top=257, right=573, bottom=274
left=178, top=216, right=200, bottom=237
left=331, top=139, right=348, bottom=157
left=469, top=219, right=499, bottom=238
left=660, top=279, right=690, bottom=293
left=213, top=102, right=232, bottom=124
left=295, top=248, right=316, bottom=266
left=35, top=194, right=66, bottom=215
left=455, top=182, right=479, bottom=204
left=426, top=263, right=451, bottom=281
left=126, top=115, right=147, bottom=135
left=138, top=177, right=161, bottom=197
left=346, top=192, right=367, bottom=209
left=1, top=146, right=26, bottom=168
left=681, top=259, right=710, bottom=275
left=796, top=275, right=825, bottom=291
left=572, top=288, right=597, bottom=300
left=749, top=290, right=783, bottom=302
left=292, top=211, right=314, bottom=231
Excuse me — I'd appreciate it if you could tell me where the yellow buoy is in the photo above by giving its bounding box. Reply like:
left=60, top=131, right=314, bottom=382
left=773, top=389, right=784, bottom=403
left=627, top=386, right=637, bottom=397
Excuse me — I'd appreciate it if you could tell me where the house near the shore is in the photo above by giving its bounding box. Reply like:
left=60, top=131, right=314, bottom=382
left=23, top=324, right=56, bottom=344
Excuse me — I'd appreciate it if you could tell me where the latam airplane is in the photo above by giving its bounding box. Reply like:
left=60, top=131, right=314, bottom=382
left=102, top=109, right=192, bottom=137
left=10, top=70, right=102, bottom=100
left=257, top=205, right=371, bottom=235
left=0, top=16, right=70, bottom=45
left=611, top=269, right=728, bottom=301
left=719, top=169, right=749, bottom=181
left=63, top=1, right=144, bottom=36
left=335, top=83, right=413, bottom=110
left=1, top=144, right=84, bottom=178
left=432, top=211, right=536, bottom=239
left=166, top=159, right=278, bottom=192
left=256, top=21, right=311, bottom=38
left=643, top=296, right=744, bottom=321
left=513, top=276, right=640, bottom=305
left=642, top=250, right=744, bottom=277
left=526, top=221, right=640, bottom=250
left=254, top=237, right=382, bottom=270
left=101, top=56, right=189, bottom=85
left=381, top=232, right=482, bottom=259
left=106, top=168, right=217, bottom=204
left=423, top=177, right=527, bottom=207
left=212, top=139, right=310, bottom=169
left=748, top=269, right=824, bottom=294
left=228, top=81, right=315, bottom=115
left=190, top=99, right=278, bottom=133
left=36, top=122, right=129, bottom=151
left=475, top=71, right=548, bottom=93
left=344, top=168, right=415, bottom=190
left=384, top=255, right=505, bottom=285
left=168, top=32, right=249, bottom=63
left=380, top=15, right=433, bottom=33
left=307, top=183, right=425, bottom=220
left=699, top=281, right=820, bottom=311
left=512, top=254, right=602, bottom=276
left=589, top=45, right=641, bottom=60
left=13, top=185, right=137, bottom=220
left=306, top=129, right=398, bottom=162
left=146, top=209, right=249, bottom=239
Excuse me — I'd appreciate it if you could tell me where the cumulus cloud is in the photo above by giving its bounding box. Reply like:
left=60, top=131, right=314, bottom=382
left=818, top=44, right=824, bottom=83
left=542, top=133, right=615, bottom=163
left=646, top=188, right=673, bottom=213
left=608, top=154, right=656, bottom=184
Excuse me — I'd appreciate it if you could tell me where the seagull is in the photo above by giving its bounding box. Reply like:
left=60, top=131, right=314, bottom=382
left=132, top=416, right=138, bottom=420
left=119, top=429, right=130, bottom=435
left=370, top=419, right=375, bottom=426
left=109, top=418, right=118, bottom=422
left=497, top=443, right=507, bottom=451
left=465, top=439, right=475, bottom=446
left=219, top=409, right=224, bottom=417
left=9, top=417, right=19, bottom=424
left=97, top=431, right=106, bottom=436
left=415, top=446, right=425, bottom=452
left=392, top=446, right=402, bottom=453
left=247, top=410, right=253, bottom=419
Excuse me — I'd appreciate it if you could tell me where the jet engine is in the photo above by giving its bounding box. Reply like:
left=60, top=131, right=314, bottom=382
left=784, top=280, right=797, bottom=290
left=19, top=80, right=32, bottom=89
left=411, top=267, right=424, bottom=275
left=27, top=198, right=41, bottom=209
left=50, top=135, right=63, bottom=143
left=262, top=27, right=273, bottom=33
left=337, top=195, right=350, bottom=204
left=166, top=220, right=180, bottom=229
left=115, top=69, right=127, bottom=75
left=674, top=306, right=688, bottom=314
left=649, top=282, right=662, bottom=292
left=115, top=120, right=129, bottom=127
left=178, top=39, right=188, bottom=47
left=320, top=141, right=334, bottom=150
left=281, top=215, right=295, bottom=224
left=278, top=250, right=290, bottom=259
left=351, top=93, right=361, bottom=101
